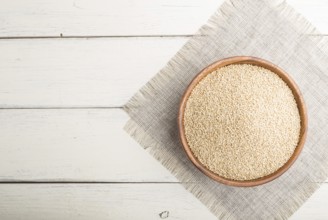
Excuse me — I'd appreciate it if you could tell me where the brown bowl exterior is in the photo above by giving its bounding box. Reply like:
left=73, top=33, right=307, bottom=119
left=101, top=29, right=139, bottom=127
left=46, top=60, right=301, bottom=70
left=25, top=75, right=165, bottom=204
left=178, top=56, right=307, bottom=187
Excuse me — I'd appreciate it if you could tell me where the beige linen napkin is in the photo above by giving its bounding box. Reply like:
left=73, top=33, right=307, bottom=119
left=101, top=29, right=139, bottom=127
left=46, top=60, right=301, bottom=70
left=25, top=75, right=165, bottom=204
left=124, top=0, right=328, bottom=219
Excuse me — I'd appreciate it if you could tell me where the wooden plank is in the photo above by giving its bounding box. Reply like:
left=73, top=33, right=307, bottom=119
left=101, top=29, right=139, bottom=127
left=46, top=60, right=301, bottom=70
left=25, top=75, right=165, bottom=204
left=0, top=109, right=175, bottom=182
left=0, top=108, right=326, bottom=183
left=0, top=0, right=222, bottom=37
left=0, top=0, right=327, bottom=37
left=0, top=183, right=327, bottom=219
left=0, top=37, right=187, bottom=108
left=0, top=183, right=216, bottom=220
left=0, top=36, right=325, bottom=108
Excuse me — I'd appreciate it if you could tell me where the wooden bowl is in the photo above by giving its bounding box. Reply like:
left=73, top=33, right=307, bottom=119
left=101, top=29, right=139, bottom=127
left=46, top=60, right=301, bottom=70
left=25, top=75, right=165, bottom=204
left=178, top=56, right=307, bottom=187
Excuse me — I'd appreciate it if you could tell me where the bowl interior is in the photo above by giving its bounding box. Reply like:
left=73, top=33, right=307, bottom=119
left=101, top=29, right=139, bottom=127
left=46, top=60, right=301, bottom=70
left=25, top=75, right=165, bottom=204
left=178, top=56, right=307, bottom=187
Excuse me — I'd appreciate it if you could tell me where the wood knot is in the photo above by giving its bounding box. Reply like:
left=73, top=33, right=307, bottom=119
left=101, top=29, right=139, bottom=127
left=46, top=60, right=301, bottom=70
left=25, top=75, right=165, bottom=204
left=159, top=211, right=169, bottom=219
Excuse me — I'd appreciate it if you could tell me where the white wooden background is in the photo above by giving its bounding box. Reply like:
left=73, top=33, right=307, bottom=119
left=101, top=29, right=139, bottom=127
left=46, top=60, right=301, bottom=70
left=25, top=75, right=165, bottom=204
left=0, top=0, right=327, bottom=219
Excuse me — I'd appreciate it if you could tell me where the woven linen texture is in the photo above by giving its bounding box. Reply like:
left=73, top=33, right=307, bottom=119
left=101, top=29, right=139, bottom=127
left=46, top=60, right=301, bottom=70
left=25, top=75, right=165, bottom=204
left=124, top=0, right=328, bottom=219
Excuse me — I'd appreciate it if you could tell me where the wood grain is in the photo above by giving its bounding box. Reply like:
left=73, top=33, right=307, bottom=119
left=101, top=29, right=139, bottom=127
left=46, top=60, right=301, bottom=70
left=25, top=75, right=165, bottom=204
left=0, top=183, right=327, bottom=220
left=0, top=36, right=324, bottom=108
left=0, top=38, right=186, bottom=107
left=0, top=0, right=327, bottom=37
left=0, top=183, right=216, bottom=220
left=0, top=0, right=222, bottom=37
left=0, top=108, right=325, bottom=183
left=0, top=109, right=175, bottom=182
left=0, top=0, right=327, bottom=218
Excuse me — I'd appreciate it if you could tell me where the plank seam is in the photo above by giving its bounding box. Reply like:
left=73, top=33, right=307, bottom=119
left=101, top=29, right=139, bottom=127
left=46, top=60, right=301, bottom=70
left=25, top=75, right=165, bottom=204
left=0, top=34, right=323, bottom=40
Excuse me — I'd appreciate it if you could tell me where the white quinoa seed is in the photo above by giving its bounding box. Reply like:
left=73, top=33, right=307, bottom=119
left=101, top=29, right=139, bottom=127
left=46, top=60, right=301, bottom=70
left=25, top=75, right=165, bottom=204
left=183, top=64, right=301, bottom=181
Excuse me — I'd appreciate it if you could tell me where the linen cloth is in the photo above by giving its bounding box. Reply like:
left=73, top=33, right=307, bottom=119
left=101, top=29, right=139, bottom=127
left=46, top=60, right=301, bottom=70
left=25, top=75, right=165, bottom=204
left=124, top=0, right=328, bottom=219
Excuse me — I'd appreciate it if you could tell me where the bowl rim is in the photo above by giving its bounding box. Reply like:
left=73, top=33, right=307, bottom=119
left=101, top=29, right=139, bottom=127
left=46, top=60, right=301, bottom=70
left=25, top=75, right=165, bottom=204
left=178, top=56, right=308, bottom=187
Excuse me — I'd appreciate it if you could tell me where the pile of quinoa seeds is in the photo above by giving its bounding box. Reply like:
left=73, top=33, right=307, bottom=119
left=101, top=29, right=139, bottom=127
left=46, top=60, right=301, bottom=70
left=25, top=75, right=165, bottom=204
left=183, top=64, right=301, bottom=181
